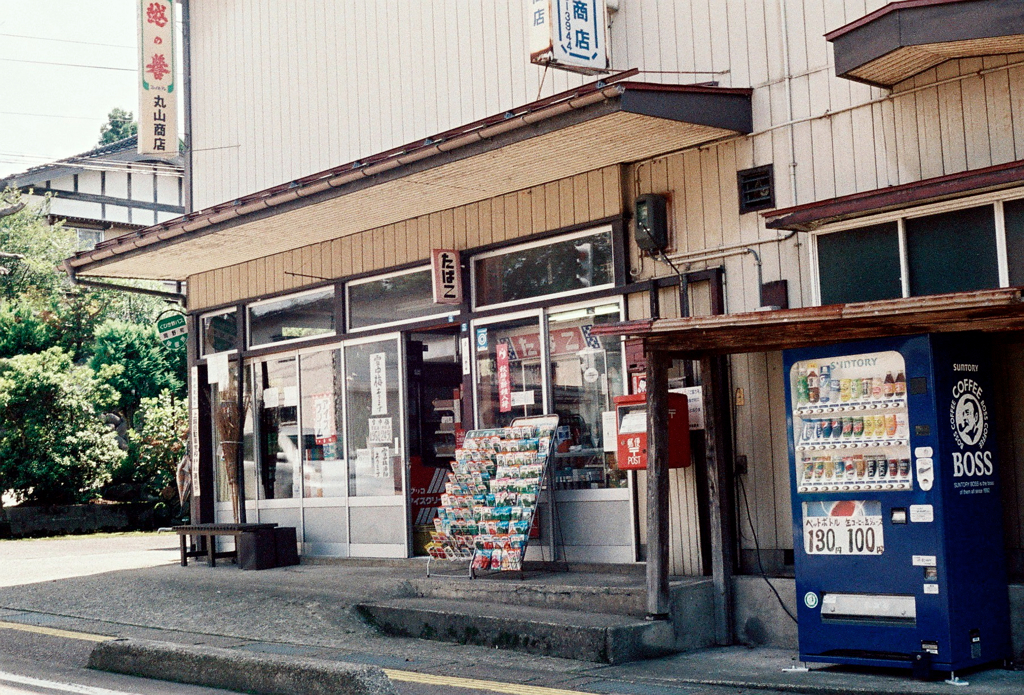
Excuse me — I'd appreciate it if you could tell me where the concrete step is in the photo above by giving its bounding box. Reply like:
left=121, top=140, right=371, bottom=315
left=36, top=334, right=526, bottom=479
left=355, top=597, right=677, bottom=664
left=405, top=576, right=649, bottom=617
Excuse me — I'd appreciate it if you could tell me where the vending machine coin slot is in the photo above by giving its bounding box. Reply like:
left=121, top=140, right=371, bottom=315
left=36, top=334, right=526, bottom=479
left=891, top=508, right=907, bottom=524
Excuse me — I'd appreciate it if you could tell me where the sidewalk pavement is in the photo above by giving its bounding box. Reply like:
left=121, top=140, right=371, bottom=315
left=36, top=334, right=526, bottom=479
left=1, top=532, right=1023, bottom=695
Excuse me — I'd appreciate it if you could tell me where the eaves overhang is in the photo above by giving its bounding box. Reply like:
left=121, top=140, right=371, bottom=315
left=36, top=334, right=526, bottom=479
left=826, top=0, right=1024, bottom=88
left=589, top=289, right=1024, bottom=358
left=763, top=158, right=1024, bottom=232
left=65, top=72, right=752, bottom=281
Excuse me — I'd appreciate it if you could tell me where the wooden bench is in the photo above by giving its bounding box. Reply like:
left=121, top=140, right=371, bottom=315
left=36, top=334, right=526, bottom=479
left=174, top=523, right=278, bottom=567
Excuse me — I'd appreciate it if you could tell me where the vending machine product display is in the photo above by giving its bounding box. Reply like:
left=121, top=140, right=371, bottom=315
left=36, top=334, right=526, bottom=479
left=784, top=334, right=1010, bottom=673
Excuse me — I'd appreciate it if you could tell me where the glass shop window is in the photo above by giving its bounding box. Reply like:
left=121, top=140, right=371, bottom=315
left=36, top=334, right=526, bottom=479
left=201, top=309, right=237, bottom=355
left=347, top=267, right=451, bottom=330
left=816, top=223, right=902, bottom=305
left=1002, top=199, right=1024, bottom=287
left=906, top=206, right=998, bottom=297
left=473, top=227, right=614, bottom=309
left=212, top=363, right=256, bottom=516
left=248, top=288, right=335, bottom=347
left=344, top=339, right=403, bottom=497
left=254, top=357, right=301, bottom=500
left=546, top=304, right=625, bottom=490
left=474, top=317, right=545, bottom=428
left=299, top=349, right=345, bottom=499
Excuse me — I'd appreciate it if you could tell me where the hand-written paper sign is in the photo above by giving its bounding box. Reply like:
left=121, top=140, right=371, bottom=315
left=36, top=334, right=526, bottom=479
left=431, top=249, right=462, bottom=305
left=370, top=352, right=388, bottom=415
left=139, top=0, right=177, bottom=156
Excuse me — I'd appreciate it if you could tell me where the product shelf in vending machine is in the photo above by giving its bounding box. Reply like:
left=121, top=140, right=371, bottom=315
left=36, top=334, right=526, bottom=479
left=784, top=334, right=1010, bottom=675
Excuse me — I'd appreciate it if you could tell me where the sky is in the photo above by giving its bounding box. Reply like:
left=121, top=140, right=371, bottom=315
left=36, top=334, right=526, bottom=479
left=0, top=0, right=182, bottom=178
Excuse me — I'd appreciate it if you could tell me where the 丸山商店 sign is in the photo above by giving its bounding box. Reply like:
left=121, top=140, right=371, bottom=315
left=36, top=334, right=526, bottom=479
left=138, top=1, right=177, bottom=157
left=528, top=0, right=610, bottom=74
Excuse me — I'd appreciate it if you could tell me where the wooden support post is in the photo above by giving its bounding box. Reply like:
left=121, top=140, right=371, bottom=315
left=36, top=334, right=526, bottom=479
left=701, top=354, right=734, bottom=645
left=646, top=348, right=671, bottom=620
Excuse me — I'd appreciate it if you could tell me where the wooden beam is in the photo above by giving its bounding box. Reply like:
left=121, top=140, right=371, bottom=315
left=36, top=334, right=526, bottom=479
left=645, top=349, right=671, bottom=619
left=701, top=354, right=734, bottom=645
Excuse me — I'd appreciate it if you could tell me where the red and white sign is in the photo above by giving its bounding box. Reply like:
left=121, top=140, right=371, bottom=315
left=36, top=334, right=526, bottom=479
left=311, top=393, right=336, bottom=445
left=431, top=249, right=462, bottom=305
left=138, top=1, right=177, bottom=157
left=497, top=342, right=512, bottom=413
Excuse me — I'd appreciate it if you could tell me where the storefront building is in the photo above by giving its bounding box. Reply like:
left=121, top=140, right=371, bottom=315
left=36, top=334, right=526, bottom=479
left=63, top=0, right=1024, bottom=653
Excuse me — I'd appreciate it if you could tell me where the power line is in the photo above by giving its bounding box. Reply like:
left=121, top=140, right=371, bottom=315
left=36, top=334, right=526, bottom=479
left=0, top=111, right=135, bottom=122
left=0, top=57, right=135, bottom=72
left=0, top=32, right=135, bottom=49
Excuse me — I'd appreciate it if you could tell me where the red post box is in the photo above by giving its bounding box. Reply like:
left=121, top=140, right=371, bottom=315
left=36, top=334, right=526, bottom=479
left=613, top=392, right=691, bottom=470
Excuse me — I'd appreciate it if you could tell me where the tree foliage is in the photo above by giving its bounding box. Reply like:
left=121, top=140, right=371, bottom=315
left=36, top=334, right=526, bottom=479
left=98, top=108, right=138, bottom=145
left=128, top=390, right=188, bottom=500
left=0, top=189, right=74, bottom=303
left=0, top=189, right=187, bottom=513
left=0, top=348, right=125, bottom=505
left=90, top=319, right=185, bottom=423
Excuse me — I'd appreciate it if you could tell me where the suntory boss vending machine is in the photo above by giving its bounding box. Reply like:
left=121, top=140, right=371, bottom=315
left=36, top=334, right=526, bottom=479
left=784, top=334, right=1009, bottom=673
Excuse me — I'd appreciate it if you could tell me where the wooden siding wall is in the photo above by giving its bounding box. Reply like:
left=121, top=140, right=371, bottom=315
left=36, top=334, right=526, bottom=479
left=187, top=166, right=621, bottom=310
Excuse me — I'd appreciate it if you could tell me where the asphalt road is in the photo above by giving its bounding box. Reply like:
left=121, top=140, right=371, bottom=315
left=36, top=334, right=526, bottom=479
left=0, top=533, right=903, bottom=695
left=0, top=626, right=241, bottom=695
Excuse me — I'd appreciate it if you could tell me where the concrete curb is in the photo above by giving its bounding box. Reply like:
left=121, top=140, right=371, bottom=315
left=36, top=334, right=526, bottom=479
left=88, top=638, right=397, bottom=695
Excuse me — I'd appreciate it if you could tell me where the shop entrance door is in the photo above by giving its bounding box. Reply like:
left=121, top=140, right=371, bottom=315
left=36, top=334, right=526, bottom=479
left=406, top=328, right=463, bottom=555
left=343, top=334, right=409, bottom=557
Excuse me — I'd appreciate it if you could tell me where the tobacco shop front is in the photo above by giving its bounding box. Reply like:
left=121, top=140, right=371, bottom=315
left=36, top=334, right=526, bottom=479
left=63, top=77, right=753, bottom=564
left=195, top=224, right=635, bottom=561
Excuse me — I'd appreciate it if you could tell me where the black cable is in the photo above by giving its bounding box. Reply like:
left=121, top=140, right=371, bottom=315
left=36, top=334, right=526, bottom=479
left=737, top=473, right=798, bottom=624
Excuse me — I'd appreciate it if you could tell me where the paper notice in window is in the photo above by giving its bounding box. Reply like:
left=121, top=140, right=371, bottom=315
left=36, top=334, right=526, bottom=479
left=602, top=411, right=618, bottom=452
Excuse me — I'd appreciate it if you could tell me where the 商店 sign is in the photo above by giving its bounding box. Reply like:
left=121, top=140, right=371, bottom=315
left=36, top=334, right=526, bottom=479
left=138, top=0, right=178, bottom=157
left=529, top=0, right=610, bottom=74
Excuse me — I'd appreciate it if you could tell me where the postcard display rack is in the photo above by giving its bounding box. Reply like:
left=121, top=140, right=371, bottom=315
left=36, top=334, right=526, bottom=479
left=427, top=415, right=559, bottom=577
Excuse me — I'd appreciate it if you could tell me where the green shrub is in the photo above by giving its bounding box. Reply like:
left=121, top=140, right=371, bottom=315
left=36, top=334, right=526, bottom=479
left=0, top=348, right=124, bottom=505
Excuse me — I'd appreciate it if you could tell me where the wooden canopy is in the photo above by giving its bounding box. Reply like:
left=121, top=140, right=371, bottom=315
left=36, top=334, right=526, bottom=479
left=826, top=0, right=1024, bottom=88
left=590, top=288, right=1024, bottom=357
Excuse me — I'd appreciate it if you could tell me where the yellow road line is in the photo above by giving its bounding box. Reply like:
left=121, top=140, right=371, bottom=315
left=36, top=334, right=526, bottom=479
left=0, top=620, right=113, bottom=643
left=383, top=669, right=594, bottom=695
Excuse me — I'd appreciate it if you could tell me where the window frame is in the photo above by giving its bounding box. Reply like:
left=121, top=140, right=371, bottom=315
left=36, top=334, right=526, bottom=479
left=345, top=265, right=459, bottom=333
left=246, top=286, right=337, bottom=349
left=199, top=306, right=240, bottom=357
left=811, top=188, right=1024, bottom=306
left=470, top=225, right=617, bottom=311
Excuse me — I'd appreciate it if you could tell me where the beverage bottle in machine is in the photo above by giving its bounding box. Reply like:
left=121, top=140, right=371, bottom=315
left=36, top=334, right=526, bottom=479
left=883, top=371, right=896, bottom=398
left=894, top=370, right=906, bottom=398
left=807, top=364, right=819, bottom=403
left=796, top=367, right=809, bottom=404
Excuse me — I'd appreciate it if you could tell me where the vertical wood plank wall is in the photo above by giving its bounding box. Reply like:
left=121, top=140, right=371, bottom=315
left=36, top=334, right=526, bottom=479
left=187, top=1, right=1024, bottom=570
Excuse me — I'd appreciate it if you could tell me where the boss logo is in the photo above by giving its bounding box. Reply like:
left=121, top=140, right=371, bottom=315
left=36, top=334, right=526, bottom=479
left=952, top=450, right=993, bottom=478
left=949, top=378, right=992, bottom=479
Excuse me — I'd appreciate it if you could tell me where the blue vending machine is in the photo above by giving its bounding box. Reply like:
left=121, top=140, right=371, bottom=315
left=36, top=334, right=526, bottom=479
left=784, top=334, right=1010, bottom=673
